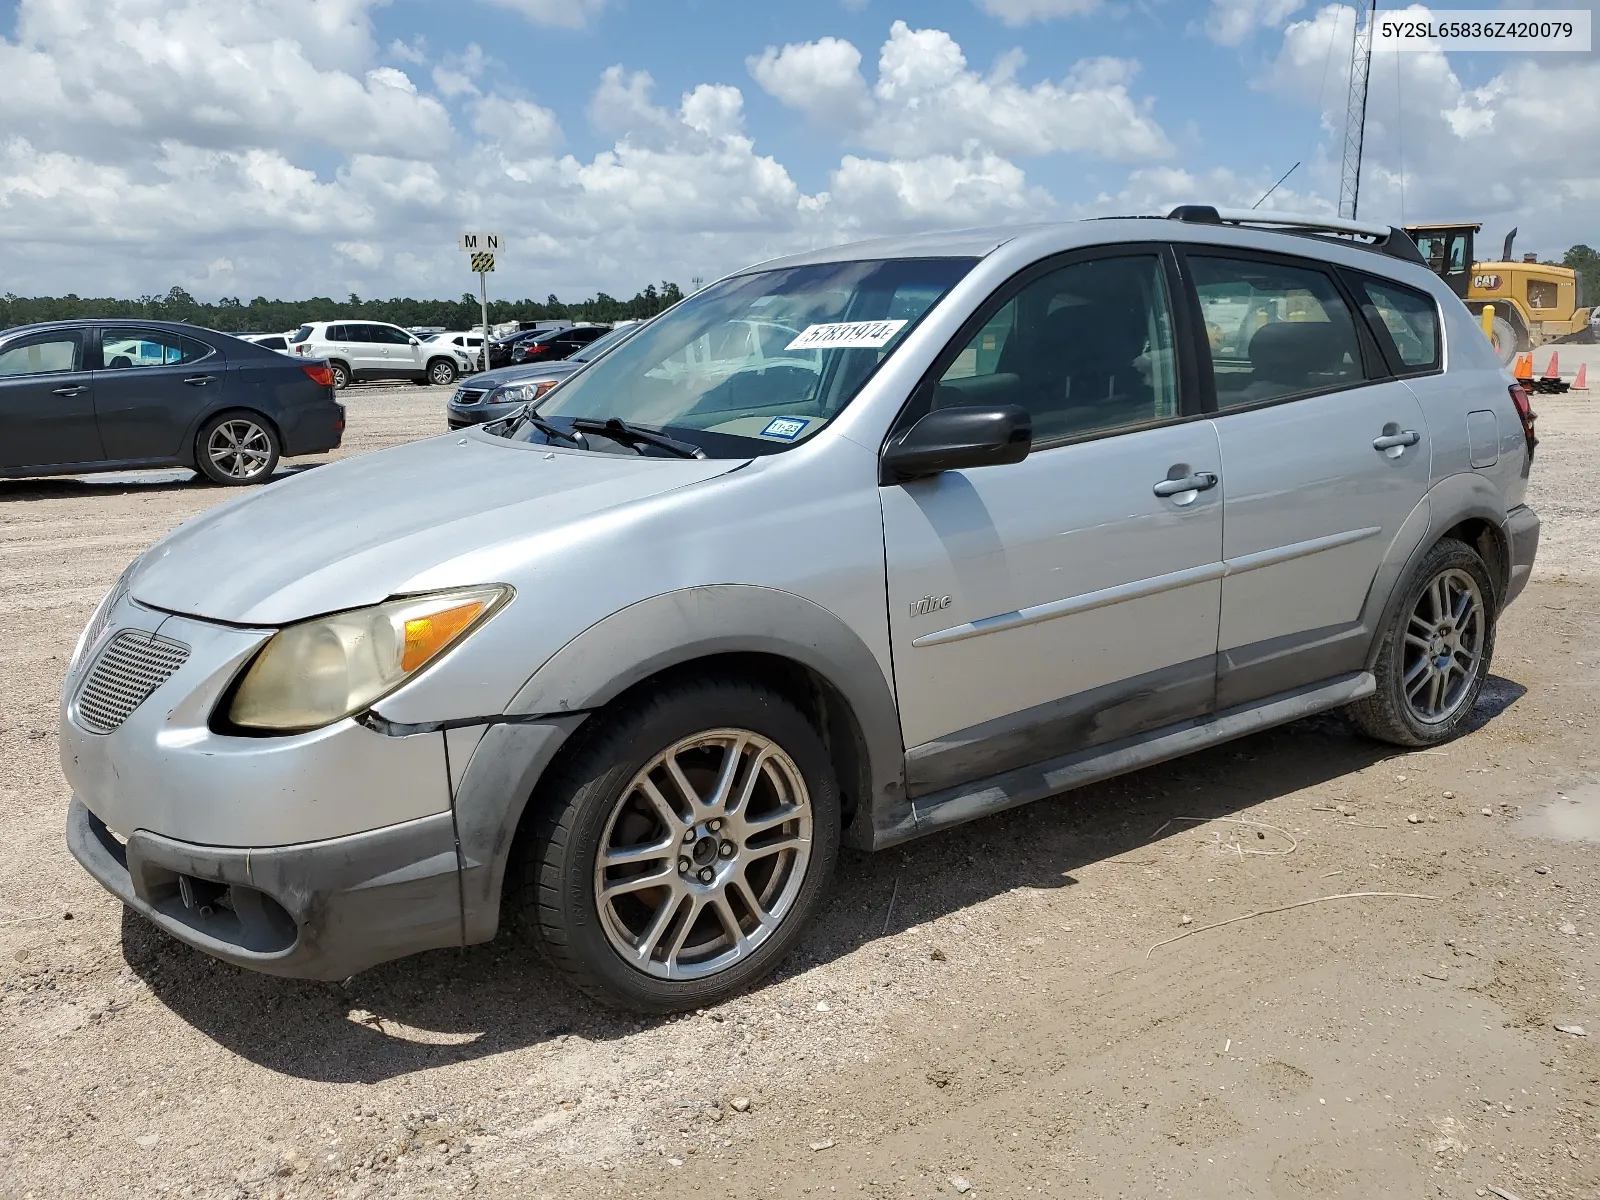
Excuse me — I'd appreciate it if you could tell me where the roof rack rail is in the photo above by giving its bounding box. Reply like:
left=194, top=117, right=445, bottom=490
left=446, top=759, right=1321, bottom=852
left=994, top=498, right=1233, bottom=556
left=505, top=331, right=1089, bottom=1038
left=1166, top=205, right=1424, bottom=266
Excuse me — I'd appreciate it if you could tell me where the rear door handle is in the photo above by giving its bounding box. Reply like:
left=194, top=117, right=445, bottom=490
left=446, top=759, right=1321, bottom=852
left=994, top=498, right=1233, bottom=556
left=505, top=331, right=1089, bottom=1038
left=1373, top=429, right=1420, bottom=451
left=52, top=385, right=86, bottom=397
left=183, top=375, right=215, bottom=387
left=1153, top=472, right=1218, bottom=497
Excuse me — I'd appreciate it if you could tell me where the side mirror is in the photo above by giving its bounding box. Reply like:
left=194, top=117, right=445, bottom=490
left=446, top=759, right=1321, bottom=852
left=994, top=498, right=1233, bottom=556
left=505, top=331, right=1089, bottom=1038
left=409, top=337, right=421, bottom=346
left=880, top=404, right=1032, bottom=484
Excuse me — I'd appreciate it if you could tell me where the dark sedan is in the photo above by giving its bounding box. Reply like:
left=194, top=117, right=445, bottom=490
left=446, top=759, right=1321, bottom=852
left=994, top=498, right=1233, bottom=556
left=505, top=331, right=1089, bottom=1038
left=0, top=320, right=344, bottom=485
left=448, top=322, right=641, bottom=429
left=508, top=324, right=611, bottom=366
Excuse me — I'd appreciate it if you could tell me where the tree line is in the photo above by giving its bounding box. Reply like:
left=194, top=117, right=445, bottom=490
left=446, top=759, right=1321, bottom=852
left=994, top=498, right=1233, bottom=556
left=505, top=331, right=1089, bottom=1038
left=0, top=281, right=687, bottom=334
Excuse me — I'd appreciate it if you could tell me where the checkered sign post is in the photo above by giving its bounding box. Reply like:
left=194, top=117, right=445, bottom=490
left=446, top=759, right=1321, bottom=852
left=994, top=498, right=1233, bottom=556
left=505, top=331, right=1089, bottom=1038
left=459, top=233, right=503, bottom=371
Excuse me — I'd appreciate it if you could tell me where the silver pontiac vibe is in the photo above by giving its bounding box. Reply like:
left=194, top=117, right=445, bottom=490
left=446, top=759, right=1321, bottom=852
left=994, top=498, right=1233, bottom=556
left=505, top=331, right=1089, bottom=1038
left=62, top=210, right=1540, bottom=1012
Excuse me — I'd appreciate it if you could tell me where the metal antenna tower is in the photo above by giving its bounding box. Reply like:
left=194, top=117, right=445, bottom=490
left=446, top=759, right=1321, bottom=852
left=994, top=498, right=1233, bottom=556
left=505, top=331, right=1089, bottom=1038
left=1338, top=0, right=1378, bottom=220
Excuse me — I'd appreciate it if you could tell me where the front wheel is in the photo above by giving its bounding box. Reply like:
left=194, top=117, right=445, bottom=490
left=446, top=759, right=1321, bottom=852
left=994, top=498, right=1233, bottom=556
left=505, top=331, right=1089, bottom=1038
left=1346, top=538, right=1497, bottom=746
left=427, top=358, right=458, bottom=387
left=1490, top=316, right=1518, bottom=365
left=512, top=678, right=840, bottom=1012
left=195, top=412, right=281, bottom=485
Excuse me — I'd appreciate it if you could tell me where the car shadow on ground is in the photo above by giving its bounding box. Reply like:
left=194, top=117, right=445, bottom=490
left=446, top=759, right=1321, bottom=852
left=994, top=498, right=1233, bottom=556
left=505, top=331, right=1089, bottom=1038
left=124, top=676, right=1526, bottom=1084
left=0, top=463, right=322, bottom=501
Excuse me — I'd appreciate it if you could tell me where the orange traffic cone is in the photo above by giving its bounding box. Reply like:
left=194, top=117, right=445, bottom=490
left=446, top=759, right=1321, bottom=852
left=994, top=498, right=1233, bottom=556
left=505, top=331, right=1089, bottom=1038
left=1573, top=362, right=1589, bottom=392
left=1542, top=350, right=1561, bottom=380
left=1513, top=351, right=1533, bottom=380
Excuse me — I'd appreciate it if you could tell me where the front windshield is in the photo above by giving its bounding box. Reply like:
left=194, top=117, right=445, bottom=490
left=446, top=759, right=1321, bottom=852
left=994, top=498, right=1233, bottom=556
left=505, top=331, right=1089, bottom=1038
left=508, top=257, right=973, bottom=456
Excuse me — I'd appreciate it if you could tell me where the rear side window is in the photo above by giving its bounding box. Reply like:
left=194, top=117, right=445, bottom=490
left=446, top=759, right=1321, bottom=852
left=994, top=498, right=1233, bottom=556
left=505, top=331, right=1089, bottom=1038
left=0, top=334, right=81, bottom=376
left=1189, top=256, right=1365, bottom=409
left=1353, top=276, right=1440, bottom=374
left=100, top=329, right=210, bottom=370
left=289, top=325, right=313, bottom=344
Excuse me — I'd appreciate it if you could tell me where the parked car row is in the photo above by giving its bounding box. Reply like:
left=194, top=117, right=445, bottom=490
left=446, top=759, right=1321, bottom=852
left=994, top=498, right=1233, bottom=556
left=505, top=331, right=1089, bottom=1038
left=447, top=323, right=642, bottom=428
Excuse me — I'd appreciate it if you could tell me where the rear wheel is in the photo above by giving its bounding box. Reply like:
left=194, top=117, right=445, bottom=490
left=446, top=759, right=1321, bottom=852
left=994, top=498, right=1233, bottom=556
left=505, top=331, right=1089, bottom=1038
left=427, top=358, right=458, bottom=386
left=511, top=677, right=840, bottom=1012
left=328, top=360, right=351, bottom=390
left=1347, top=538, right=1496, bottom=746
left=195, top=411, right=280, bottom=485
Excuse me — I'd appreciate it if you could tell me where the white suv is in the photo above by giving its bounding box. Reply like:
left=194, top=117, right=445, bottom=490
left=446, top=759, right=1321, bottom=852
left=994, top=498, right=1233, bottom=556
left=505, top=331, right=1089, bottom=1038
left=287, top=321, right=470, bottom=389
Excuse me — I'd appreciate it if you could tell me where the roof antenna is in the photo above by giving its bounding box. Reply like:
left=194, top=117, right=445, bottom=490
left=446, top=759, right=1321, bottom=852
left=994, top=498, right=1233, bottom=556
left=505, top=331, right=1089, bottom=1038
left=1252, top=162, right=1300, bottom=210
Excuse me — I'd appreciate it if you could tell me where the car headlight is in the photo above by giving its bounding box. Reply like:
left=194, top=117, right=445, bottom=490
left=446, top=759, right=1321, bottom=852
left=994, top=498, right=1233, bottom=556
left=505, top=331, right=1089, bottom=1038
left=491, top=380, right=559, bottom=405
left=226, top=586, right=511, bottom=732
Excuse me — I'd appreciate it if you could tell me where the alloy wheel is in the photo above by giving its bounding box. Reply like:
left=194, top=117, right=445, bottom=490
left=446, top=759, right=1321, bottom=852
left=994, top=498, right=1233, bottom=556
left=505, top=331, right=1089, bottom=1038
left=1402, top=567, right=1486, bottom=725
left=206, top=419, right=273, bottom=481
left=593, top=728, right=813, bottom=981
left=430, top=361, right=455, bottom=385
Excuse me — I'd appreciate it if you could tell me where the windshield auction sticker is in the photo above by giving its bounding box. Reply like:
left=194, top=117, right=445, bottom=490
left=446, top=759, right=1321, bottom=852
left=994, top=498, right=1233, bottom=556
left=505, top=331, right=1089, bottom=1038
left=786, top=320, right=908, bottom=351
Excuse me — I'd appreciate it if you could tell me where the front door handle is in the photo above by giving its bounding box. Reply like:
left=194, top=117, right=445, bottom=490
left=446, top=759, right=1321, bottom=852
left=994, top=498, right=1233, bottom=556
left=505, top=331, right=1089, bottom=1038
left=183, top=375, right=215, bottom=387
left=1153, top=471, right=1218, bottom=498
left=52, top=385, right=86, bottom=397
left=1373, top=429, right=1420, bottom=451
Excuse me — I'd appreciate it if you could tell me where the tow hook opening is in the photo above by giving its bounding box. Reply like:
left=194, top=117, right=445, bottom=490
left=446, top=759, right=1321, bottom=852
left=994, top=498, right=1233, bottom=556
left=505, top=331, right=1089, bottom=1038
left=177, top=873, right=231, bottom=919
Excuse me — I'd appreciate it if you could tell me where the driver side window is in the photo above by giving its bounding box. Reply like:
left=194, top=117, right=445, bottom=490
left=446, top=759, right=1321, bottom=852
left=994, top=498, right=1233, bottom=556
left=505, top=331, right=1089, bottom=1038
left=932, top=254, right=1180, bottom=443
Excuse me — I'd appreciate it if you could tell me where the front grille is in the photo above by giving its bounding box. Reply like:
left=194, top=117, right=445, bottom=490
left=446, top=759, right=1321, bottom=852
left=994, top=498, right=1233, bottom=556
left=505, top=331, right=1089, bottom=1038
left=454, top=388, right=487, bottom=406
left=74, top=630, right=190, bottom=734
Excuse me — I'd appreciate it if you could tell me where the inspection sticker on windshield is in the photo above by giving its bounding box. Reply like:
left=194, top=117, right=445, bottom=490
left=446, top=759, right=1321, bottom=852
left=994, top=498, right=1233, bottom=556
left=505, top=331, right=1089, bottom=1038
left=785, top=320, right=908, bottom=351
left=760, top=417, right=810, bottom=441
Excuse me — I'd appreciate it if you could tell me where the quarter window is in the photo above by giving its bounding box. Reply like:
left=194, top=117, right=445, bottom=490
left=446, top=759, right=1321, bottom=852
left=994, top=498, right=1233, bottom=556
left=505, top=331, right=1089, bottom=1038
left=0, top=335, right=81, bottom=376
left=100, top=329, right=208, bottom=370
left=1189, top=256, right=1365, bottom=409
left=932, top=254, right=1180, bottom=442
left=1355, top=277, right=1440, bottom=372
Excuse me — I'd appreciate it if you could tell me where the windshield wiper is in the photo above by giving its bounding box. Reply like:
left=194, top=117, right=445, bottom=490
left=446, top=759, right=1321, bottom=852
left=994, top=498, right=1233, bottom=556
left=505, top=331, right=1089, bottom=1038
left=510, top=409, right=584, bottom=446
left=569, top=417, right=706, bottom=459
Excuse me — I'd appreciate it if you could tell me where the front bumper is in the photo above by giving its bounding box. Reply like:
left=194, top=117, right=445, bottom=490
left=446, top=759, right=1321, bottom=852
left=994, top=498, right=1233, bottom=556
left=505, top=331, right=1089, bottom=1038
left=446, top=401, right=521, bottom=430
left=68, top=798, right=462, bottom=979
left=1504, top=503, right=1539, bottom=607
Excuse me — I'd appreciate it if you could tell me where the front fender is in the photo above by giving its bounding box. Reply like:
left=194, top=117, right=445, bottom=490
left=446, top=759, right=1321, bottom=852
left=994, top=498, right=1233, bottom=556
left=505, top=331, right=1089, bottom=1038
left=451, top=584, right=907, bottom=943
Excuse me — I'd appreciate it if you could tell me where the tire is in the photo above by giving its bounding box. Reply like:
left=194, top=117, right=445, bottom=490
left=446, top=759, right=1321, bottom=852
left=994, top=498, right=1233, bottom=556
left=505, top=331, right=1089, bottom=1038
left=1490, top=316, right=1518, bottom=365
left=328, top=360, right=351, bottom=390
left=195, top=411, right=281, bottom=485
left=427, top=358, right=458, bottom=387
left=512, top=677, right=841, bottom=1012
left=1346, top=538, right=1497, bottom=746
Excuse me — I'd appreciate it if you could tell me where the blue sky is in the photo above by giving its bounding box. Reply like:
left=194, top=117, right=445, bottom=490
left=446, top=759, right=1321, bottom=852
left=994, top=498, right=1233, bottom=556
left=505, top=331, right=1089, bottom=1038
left=0, top=0, right=1594, bottom=302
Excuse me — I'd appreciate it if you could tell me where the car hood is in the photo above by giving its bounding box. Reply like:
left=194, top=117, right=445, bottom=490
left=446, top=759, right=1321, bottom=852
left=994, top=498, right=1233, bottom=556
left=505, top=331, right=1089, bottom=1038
left=457, top=361, right=583, bottom=390
left=130, top=432, right=746, bottom=625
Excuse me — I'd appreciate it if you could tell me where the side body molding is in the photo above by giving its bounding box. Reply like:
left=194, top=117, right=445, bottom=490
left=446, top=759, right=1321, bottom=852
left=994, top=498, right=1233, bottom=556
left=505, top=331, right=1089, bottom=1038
left=450, top=584, right=907, bottom=944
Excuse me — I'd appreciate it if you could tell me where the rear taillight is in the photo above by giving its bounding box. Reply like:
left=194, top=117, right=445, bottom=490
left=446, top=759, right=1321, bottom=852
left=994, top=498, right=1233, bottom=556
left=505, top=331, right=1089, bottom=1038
left=1509, top=383, right=1538, bottom=456
left=302, top=364, right=335, bottom=387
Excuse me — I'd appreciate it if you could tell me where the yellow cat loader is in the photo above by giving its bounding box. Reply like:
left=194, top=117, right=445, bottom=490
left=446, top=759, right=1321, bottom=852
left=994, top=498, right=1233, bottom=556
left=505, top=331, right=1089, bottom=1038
left=1405, top=223, right=1591, bottom=365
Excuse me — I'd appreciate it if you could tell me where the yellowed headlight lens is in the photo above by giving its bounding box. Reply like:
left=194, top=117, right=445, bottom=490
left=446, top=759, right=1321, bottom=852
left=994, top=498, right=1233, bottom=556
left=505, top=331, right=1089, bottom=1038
left=228, top=585, right=509, bottom=731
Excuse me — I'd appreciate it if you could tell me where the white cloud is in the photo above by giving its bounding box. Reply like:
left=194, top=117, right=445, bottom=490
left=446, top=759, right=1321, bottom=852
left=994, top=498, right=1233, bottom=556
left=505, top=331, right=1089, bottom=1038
left=389, top=37, right=427, bottom=66
left=481, top=0, right=607, bottom=29
left=0, top=0, right=452, bottom=160
left=750, top=21, right=1172, bottom=162
left=1204, top=0, right=1307, bottom=45
left=975, top=0, right=1102, bottom=25
left=472, top=96, right=564, bottom=156
left=747, top=37, right=873, bottom=126
left=826, top=151, right=1052, bottom=231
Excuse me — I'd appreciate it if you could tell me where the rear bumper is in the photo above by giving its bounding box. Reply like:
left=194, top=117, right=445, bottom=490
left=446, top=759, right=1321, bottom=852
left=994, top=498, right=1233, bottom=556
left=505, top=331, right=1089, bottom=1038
left=67, top=797, right=462, bottom=980
left=281, top=400, right=344, bottom=456
left=1504, top=503, right=1539, bottom=608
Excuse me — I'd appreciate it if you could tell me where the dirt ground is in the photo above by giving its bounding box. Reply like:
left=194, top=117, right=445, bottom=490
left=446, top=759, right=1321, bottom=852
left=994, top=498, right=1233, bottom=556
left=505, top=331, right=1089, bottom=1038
left=2, top=360, right=1598, bottom=1200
